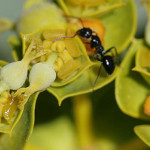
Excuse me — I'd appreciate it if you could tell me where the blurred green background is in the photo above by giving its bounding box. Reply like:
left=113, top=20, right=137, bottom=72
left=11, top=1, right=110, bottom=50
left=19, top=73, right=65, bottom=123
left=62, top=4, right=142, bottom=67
left=0, top=0, right=24, bottom=62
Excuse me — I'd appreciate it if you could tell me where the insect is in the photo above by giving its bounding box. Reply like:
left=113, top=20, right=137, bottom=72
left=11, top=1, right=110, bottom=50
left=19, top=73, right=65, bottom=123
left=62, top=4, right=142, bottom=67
left=53, top=16, right=118, bottom=86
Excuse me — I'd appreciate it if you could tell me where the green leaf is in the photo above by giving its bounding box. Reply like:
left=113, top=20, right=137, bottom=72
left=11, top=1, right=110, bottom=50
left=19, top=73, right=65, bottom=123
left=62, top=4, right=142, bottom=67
left=134, top=125, right=150, bottom=147
left=48, top=65, right=119, bottom=105
left=101, top=0, right=137, bottom=54
left=132, top=44, right=150, bottom=84
left=58, top=0, right=125, bottom=17
left=115, top=39, right=150, bottom=120
left=0, top=92, right=38, bottom=150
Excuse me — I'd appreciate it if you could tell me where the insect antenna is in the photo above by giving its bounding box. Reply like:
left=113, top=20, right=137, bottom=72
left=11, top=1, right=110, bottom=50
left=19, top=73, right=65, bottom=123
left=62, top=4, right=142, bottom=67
left=53, top=15, right=87, bottom=43
left=52, top=33, right=77, bottom=43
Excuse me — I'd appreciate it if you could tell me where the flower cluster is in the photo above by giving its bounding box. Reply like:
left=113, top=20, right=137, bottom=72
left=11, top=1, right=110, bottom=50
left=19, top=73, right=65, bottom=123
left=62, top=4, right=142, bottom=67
left=0, top=20, right=93, bottom=124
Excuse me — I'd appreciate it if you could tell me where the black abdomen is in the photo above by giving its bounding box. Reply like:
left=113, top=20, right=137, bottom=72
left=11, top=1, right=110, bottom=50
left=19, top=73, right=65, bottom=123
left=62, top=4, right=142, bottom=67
left=102, top=56, right=115, bottom=75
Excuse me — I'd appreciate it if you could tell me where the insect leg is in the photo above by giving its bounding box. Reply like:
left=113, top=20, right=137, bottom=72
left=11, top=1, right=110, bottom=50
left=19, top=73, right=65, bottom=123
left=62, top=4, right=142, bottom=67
left=103, top=46, right=118, bottom=56
left=104, top=47, right=120, bottom=65
left=93, top=62, right=102, bottom=91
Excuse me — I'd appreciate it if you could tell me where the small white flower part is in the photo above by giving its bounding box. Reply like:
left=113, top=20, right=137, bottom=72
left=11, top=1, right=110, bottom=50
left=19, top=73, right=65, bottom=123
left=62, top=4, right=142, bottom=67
left=0, top=61, right=28, bottom=91
left=29, top=62, right=56, bottom=92
left=13, top=62, right=56, bottom=109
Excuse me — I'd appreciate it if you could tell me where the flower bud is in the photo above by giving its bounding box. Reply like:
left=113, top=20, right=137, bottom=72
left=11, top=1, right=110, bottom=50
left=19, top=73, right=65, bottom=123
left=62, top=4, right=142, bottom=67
left=17, top=3, right=66, bottom=34
left=29, top=63, right=56, bottom=92
left=0, top=61, right=28, bottom=92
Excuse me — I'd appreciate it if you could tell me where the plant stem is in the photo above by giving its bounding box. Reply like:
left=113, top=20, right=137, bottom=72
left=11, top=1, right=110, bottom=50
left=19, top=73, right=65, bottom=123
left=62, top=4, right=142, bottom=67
left=73, top=94, right=94, bottom=149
